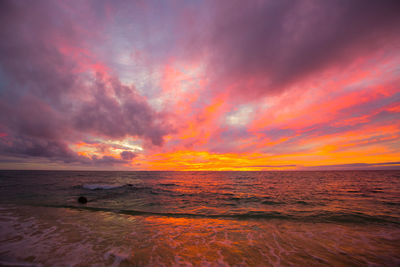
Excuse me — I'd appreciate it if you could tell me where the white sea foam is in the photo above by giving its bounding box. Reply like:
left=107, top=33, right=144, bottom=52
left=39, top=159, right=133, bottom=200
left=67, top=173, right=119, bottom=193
left=104, top=249, right=131, bottom=267
left=1, top=205, right=400, bottom=266
left=82, top=184, right=123, bottom=190
left=0, top=261, right=42, bottom=267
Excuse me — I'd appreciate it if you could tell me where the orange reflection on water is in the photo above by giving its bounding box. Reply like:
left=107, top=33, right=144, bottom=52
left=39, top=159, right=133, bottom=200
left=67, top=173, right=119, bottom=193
left=1, top=198, right=399, bottom=266
left=122, top=215, right=400, bottom=266
left=136, top=216, right=270, bottom=266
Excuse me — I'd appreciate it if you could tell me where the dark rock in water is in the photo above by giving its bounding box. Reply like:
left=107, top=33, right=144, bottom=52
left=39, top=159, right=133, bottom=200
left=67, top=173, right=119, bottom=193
left=78, top=196, right=87, bottom=204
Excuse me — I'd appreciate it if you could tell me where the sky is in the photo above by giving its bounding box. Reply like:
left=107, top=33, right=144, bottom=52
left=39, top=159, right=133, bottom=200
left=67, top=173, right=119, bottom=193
left=0, top=0, right=399, bottom=171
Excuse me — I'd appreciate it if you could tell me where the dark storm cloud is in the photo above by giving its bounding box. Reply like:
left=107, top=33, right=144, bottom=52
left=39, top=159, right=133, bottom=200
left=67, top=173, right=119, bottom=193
left=120, top=151, right=136, bottom=160
left=72, top=75, right=168, bottom=146
left=0, top=0, right=170, bottom=164
left=203, top=0, right=400, bottom=98
left=1, top=0, right=399, bottom=168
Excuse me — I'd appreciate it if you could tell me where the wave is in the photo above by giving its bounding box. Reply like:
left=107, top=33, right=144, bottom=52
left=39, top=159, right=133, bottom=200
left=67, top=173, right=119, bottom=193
left=226, top=196, right=267, bottom=202
left=159, top=183, right=178, bottom=187
left=0, top=260, right=42, bottom=267
left=384, top=201, right=400, bottom=206
left=262, top=200, right=284, bottom=205
left=40, top=204, right=400, bottom=225
left=82, top=184, right=124, bottom=190
left=295, top=200, right=318, bottom=206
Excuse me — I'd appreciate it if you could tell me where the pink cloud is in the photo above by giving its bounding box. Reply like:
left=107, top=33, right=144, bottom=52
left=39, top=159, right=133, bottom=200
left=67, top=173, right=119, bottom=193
left=0, top=0, right=399, bottom=169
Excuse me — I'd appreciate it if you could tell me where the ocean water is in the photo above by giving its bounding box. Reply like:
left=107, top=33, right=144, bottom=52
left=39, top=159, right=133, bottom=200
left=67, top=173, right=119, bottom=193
left=0, top=170, right=399, bottom=266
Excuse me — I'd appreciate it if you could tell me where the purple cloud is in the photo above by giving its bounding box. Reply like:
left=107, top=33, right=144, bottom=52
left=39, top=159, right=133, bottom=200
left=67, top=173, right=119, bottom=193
left=200, top=0, right=400, bottom=98
left=120, top=151, right=136, bottom=161
left=0, top=0, right=170, bottom=165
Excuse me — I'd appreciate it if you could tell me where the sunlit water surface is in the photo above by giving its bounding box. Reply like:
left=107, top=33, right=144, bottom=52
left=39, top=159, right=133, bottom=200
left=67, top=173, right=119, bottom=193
left=0, top=170, right=399, bottom=266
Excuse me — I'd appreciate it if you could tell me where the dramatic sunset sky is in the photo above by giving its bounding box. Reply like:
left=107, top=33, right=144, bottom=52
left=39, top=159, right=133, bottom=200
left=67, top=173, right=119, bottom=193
left=0, top=0, right=399, bottom=170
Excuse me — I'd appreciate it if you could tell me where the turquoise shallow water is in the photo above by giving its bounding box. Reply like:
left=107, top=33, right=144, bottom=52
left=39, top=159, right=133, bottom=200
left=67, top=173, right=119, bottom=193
left=0, top=170, right=399, bottom=266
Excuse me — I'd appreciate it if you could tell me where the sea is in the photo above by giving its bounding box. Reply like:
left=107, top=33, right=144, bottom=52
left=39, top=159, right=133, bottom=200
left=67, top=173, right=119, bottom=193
left=0, top=170, right=399, bottom=266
